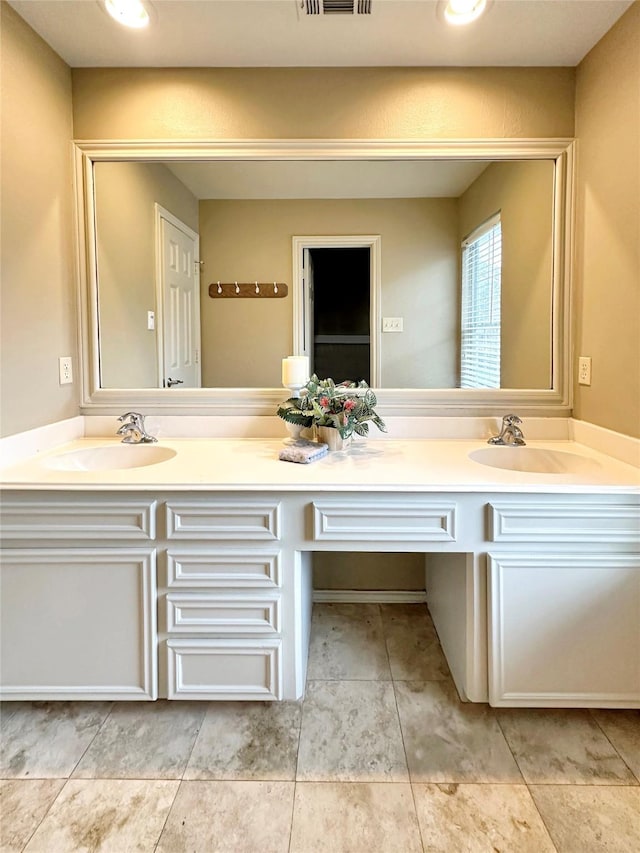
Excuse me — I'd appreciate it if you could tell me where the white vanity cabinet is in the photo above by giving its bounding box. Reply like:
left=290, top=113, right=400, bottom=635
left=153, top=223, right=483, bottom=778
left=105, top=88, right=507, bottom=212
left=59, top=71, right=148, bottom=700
left=0, top=496, right=158, bottom=700
left=485, top=498, right=640, bottom=708
left=159, top=497, right=287, bottom=700
left=1, top=487, right=638, bottom=707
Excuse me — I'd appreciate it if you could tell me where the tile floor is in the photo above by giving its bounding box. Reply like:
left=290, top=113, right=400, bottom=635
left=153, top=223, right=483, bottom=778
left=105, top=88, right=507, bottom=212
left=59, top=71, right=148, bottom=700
left=1, top=603, right=639, bottom=852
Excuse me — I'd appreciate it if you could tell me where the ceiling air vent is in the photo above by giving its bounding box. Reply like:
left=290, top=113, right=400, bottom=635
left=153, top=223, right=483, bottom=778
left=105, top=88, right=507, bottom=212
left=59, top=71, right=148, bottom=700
left=303, top=1, right=372, bottom=14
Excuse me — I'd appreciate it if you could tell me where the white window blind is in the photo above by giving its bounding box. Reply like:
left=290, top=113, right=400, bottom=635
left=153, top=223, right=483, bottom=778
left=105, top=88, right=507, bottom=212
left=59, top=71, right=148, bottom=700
left=460, top=213, right=502, bottom=389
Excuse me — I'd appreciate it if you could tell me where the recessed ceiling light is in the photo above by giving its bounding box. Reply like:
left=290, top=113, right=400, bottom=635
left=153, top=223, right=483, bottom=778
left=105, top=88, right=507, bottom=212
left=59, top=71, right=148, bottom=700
left=444, top=0, right=487, bottom=26
left=104, top=0, right=150, bottom=29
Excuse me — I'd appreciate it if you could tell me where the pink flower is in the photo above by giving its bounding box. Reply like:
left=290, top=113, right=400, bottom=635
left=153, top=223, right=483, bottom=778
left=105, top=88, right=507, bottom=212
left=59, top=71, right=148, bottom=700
left=343, top=399, right=356, bottom=412
left=319, top=396, right=329, bottom=408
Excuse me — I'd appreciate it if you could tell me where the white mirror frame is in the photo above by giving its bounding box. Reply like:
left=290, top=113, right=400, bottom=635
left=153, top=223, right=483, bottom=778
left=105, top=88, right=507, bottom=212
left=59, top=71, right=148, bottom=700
left=74, top=138, right=574, bottom=417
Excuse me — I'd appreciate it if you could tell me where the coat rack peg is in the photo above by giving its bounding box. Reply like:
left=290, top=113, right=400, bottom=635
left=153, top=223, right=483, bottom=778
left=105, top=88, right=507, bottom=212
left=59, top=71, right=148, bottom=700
left=217, top=281, right=222, bottom=294
left=255, top=280, right=260, bottom=294
left=235, top=281, right=240, bottom=294
left=273, top=281, right=278, bottom=294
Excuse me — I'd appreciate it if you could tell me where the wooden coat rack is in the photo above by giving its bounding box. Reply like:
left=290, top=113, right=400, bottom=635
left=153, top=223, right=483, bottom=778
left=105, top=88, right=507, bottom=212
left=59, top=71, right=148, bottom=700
left=208, top=282, right=288, bottom=299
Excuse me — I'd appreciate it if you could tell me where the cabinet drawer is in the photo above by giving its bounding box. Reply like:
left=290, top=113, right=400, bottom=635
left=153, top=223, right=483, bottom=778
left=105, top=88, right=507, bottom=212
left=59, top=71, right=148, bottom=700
left=167, top=549, right=281, bottom=588
left=165, top=501, right=280, bottom=541
left=166, top=594, right=280, bottom=634
left=166, top=639, right=282, bottom=700
left=488, top=501, right=640, bottom=543
left=312, top=500, right=456, bottom=542
left=0, top=499, right=156, bottom=541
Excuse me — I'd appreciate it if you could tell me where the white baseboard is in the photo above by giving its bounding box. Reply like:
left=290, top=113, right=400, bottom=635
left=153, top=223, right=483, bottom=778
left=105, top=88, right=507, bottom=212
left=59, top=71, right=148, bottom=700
left=313, top=589, right=428, bottom=604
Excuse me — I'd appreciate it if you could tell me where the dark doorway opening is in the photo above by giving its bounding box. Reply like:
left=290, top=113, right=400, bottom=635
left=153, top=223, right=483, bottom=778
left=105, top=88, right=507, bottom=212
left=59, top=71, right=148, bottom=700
left=308, top=247, right=370, bottom=384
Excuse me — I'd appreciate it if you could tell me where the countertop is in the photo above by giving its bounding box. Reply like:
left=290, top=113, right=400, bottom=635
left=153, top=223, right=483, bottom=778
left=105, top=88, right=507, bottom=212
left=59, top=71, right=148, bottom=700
left=1, top=437, right=639, bottom=493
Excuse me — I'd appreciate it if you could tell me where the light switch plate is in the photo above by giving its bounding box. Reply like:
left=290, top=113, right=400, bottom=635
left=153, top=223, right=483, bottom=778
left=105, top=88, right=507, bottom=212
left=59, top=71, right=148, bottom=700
left=382, top=317, right=403, bottom=332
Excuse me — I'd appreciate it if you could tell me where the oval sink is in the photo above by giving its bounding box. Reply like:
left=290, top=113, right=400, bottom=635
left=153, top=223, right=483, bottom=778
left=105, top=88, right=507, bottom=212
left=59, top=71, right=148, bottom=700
left=45, top=445, right=177, bottom=472
left=469, top=446, right=602, bottom=475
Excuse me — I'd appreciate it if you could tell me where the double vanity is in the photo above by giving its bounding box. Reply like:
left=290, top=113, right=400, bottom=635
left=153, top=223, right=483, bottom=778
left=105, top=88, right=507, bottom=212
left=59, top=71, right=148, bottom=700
left=1, top=428, right=638, bottom=708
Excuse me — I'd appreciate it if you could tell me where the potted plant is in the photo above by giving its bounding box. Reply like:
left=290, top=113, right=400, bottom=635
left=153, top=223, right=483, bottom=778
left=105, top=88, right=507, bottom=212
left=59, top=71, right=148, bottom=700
left=277, top=374, right=386, bottom=450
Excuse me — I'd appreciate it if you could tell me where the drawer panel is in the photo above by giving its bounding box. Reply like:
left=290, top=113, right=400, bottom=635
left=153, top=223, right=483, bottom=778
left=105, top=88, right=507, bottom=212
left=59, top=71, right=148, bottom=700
left=488, top=501, right=640, bottom=543
left=167, top=550, right=281, bottom=588
left=312, top=500, right=456, bottom=542
left=166, top=594, right=280, bottom=634
left=165, top=501, right=280, bottom=541
left=0, top=499, right=156, bottom=541
left=166, top=639, right=282, bottom=700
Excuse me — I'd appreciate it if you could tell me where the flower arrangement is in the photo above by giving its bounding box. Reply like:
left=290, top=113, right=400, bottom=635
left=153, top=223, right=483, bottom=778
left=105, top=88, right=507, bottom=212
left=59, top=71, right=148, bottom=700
left=277, top=374, right=387, bottom=440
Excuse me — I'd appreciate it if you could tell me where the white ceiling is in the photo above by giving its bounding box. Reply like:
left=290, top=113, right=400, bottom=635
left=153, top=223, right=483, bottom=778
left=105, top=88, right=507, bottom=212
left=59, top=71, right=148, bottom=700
left=163, top=159, right=491, bottom=199
left=8, top=0, right=634, bottom=68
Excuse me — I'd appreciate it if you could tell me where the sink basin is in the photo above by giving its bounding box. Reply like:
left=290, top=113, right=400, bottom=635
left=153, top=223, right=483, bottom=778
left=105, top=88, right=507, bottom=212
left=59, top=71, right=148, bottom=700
left=45, top=444, right=177, bottom=471
left=469, top=446, right=602, bottom=475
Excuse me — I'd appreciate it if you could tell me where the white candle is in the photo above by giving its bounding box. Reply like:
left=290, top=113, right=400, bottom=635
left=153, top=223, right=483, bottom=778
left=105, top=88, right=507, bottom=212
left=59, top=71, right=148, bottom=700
left=282, top=355, right=309, bottom=387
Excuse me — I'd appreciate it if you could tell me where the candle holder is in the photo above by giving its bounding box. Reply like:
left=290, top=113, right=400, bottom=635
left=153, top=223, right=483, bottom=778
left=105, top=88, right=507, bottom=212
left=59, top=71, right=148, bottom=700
left=282, top=382, right=306, bottom=443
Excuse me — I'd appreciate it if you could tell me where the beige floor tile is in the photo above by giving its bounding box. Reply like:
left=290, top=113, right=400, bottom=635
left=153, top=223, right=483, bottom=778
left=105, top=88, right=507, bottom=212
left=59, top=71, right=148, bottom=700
left=380, top=603, right=450, bottom=681
left=297, top=680, right=408, bottom=782
left=184, top=700, right=301, bottom=780
left=0, top=702, right=112, bottom=779
left=73, top=700, right=206, bottom=780
left=23, top=779, right=178, bottom=852
left=0, top=780, right=65, bottom=853
left=306, top=604, right=391, bottom=680
left=591, top=709, right=640, bottom=781
left=531, top=785, right=640, bottom=853
left=412, top=782, right=556, bottom=852
left=395, top=680, right=522, bottom=783
left=498, top=708, right=638, bottom=785
left=290, top=782, right=422, bottom=853
left=156, top=780, right=294, bottom=853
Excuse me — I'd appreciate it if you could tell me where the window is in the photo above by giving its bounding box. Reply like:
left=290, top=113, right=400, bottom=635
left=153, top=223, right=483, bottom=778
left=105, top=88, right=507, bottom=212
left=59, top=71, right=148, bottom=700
left=460, top=213, right=502, bottom=389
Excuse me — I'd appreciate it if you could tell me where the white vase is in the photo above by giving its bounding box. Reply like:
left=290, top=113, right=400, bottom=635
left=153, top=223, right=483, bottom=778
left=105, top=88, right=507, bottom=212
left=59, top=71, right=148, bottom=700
left=316, top=426, right=352, bottom=451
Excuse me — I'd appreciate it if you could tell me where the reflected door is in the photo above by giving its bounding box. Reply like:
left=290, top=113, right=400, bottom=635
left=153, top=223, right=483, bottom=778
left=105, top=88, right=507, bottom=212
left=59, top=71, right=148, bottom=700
left=159, top=212, right=201, bottom=389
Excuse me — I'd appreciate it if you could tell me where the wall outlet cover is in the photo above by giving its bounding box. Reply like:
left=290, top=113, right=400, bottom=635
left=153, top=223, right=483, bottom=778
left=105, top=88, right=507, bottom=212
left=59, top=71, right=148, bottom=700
left=578, top=356, right=592, bottom=386
left=58, top=356, right=73, bottom=385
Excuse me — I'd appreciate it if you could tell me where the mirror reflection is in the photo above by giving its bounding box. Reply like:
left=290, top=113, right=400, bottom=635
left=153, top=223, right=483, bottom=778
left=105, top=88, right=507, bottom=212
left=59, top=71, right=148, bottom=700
left=94, top=158, right=555, bottom=390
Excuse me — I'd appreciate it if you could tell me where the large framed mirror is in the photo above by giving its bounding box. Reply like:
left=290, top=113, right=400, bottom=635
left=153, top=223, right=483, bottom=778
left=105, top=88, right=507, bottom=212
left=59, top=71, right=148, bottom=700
left=74, top=139, right=573, bottom=416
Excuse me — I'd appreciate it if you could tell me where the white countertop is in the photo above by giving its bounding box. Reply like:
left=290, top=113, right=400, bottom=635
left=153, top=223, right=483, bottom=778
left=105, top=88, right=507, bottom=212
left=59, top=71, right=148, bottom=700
left=1, top=437, right=638, bottom=493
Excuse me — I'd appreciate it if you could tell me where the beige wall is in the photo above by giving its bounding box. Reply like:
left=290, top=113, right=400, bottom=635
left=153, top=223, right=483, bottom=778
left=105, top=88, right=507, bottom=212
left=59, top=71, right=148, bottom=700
left=72, top=67, right=575, bottom=141
left=574, top=3, right=640, bottom=438
left=199, top=197, right=458, bottom=388
left=0, top=3, right=76, bottom=437
left=458, top=161, right=555, bottom=389
left=94, top=162, right=199, bottom=388
left=314, top=553, right=425, bottom=591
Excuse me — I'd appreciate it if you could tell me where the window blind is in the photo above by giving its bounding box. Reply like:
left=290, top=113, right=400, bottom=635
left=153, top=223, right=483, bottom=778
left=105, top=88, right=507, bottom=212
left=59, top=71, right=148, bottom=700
left=460, top=213, right=502, bottom=389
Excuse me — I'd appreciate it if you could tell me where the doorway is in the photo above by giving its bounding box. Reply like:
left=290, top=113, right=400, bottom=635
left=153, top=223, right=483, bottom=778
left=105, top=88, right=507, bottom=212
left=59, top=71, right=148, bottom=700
left=292, top=235, right=381, bottom=385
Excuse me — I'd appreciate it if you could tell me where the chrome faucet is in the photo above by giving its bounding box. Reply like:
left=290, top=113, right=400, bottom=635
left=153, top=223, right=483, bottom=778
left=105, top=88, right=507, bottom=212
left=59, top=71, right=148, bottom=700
left=116, top=412, right=157, bottom=444
left=488, top=414, right=526, bottom=446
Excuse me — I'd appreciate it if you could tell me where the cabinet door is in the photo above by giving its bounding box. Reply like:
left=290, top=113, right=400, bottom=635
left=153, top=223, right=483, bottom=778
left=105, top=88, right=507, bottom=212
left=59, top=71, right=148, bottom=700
left=488, top=553, right=640, bottom=708
left=0, top=548, right=157, bottom=700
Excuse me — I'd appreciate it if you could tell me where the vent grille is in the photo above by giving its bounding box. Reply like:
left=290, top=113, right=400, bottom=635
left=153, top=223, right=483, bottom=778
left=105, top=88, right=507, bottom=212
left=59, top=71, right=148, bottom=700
left=303, top=1, right=372, bottom=14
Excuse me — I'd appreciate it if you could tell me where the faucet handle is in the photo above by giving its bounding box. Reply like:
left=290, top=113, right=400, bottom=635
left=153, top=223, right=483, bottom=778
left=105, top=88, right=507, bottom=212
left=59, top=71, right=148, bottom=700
left=118, top=411, right=144, bottom=426
left=503, top=413, right=522, bottom=425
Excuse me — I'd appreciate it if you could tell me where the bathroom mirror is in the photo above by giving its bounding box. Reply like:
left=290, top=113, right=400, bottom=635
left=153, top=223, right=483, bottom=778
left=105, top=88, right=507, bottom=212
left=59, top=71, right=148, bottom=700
left=75, top=140, right=573, bottom=415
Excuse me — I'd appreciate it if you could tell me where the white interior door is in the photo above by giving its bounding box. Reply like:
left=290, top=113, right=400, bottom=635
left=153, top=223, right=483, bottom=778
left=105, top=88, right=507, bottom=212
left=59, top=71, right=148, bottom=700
left=158, top=208, right=201, bottom=389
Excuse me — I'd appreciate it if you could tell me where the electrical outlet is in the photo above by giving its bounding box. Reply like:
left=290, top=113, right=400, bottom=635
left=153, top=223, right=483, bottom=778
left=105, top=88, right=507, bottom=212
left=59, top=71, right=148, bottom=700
left=59, top=356, right=73, bottom=385
left=382, top=317, right=404, bottom=333
left=578, top=356, right=591, bottom=386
